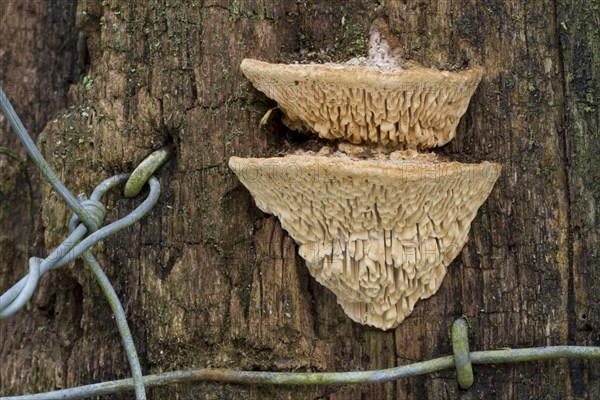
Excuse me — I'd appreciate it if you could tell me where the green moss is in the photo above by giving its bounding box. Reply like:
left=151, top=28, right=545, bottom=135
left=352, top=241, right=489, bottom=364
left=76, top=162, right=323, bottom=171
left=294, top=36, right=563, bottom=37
left=230, top=0, right=241, bottom=21
left=110, top=21, right=123, bottom=50
left=477, top=211, right=489, bottom=237
left=336, top=22, right=369, bottom=58
left=82, top=75, right=94, bottom=91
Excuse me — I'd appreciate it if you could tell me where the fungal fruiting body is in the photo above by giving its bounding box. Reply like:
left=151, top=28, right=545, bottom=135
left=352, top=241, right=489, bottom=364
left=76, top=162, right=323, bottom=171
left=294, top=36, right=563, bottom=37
left=241, top=59, right=483, bottom=150
left=229, top=150, right=500, bottom=329
left=231, top=23, right=501, bottom=330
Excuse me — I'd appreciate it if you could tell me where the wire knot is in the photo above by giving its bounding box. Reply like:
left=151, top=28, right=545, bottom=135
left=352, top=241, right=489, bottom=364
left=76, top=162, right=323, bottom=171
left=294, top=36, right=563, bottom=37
left=69, top=199, right=106, bottom=233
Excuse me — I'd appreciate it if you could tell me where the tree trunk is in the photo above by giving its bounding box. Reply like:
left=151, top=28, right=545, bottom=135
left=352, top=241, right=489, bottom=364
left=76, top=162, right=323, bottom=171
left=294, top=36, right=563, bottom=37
left=1, top=0, right=599, bottom=399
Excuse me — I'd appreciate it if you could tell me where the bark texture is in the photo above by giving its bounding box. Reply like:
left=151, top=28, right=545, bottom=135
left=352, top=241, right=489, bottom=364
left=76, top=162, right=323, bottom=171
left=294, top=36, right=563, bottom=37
left=0, top=0, right=82, bottom=395
left=1, top=0, right=599, bottom=399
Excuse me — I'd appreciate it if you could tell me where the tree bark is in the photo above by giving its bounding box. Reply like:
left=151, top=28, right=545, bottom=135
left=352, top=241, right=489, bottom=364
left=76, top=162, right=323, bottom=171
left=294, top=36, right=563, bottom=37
left=0, top=0, right=82, bottom=395
left=1, top=0, right=599, bottom=399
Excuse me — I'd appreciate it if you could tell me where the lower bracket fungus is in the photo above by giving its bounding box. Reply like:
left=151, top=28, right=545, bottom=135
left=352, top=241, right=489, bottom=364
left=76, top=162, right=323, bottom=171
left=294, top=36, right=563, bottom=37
left=229, top=149, right=501, bottom=330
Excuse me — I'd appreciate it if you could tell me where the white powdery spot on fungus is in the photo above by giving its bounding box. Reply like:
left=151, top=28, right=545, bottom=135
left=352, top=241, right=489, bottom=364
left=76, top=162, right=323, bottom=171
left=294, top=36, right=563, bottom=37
left=229, top=152, right=501, bottom=330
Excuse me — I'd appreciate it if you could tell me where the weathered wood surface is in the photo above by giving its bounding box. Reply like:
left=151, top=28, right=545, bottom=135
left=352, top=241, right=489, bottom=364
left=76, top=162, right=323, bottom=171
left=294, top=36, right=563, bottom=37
left=1, top=0, right=599, bottom=399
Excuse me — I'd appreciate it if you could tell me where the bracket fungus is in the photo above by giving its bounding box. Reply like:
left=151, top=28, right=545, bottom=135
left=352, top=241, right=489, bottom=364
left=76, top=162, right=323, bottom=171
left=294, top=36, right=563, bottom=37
left=240, top=24, right=482, bottom=150
left=232, top=22, right=500, bottom=330
left=229, top=150, right=500, bottom=329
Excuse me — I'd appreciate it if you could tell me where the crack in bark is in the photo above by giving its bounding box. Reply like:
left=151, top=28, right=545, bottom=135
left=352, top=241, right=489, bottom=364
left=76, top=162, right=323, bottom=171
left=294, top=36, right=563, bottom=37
left=552, top=0, right=577, bottom=395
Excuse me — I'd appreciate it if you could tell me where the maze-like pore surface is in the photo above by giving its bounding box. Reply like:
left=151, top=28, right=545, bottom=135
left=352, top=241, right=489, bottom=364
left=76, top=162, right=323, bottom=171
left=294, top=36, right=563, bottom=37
left=241, top=59, right=483, bottom=150
left=229, top=153, right=501, bottom=329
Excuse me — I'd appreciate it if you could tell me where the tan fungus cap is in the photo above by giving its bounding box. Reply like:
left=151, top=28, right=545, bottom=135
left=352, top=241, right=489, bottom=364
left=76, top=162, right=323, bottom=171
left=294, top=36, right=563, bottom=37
left=240, top=58, right=482, bottom=150
left=229, top=152, right=501, bottom=329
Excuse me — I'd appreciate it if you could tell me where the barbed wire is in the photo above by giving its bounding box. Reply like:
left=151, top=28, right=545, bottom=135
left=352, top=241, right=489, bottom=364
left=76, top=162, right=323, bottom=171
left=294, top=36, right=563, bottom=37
left=0, top=87, right=158, bottom=400
left=1, top=85, right=599, bottom=400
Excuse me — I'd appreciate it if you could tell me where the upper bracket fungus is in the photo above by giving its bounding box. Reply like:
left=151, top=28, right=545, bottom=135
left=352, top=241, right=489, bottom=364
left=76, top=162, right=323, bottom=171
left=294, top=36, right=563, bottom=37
left=231, top=21, right=500, bottom=330
left=240, top=24, right=483, bottom=150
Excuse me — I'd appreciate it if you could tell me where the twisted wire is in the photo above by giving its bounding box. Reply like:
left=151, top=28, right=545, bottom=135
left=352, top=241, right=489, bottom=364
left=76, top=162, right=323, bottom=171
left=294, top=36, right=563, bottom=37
left=0, top=88, right=159, bottom=400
